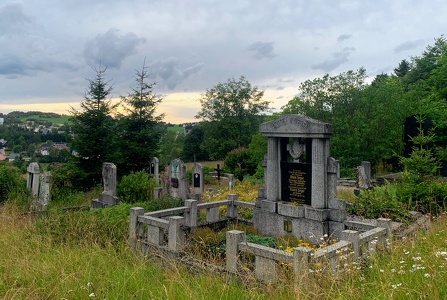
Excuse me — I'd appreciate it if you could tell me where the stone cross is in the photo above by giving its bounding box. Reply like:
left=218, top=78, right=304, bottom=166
left=214, top=164, right=223, bottom=182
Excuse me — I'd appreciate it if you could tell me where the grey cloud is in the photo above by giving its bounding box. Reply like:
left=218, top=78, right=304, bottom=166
left=151, top=57, right=204, bottom=90
left=394, top=39, right=425, bottom=53
left=276, top=96, right=284, bottom=99
left=337, top=34, right=352, bottom=42
left=279, top=78, right=295, bottom=83
left=247, top=42, right=277, bottom=60
left=83, top=29, right=146, bottom=69
left=0, top=3, right=33, bottom=36
left=276, top=86, right=285, bottom=90
left=311, top=47, right=355, bottom=72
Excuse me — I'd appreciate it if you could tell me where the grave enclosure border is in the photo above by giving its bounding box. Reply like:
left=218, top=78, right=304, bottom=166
left=128, top=194, right=403, bottom=285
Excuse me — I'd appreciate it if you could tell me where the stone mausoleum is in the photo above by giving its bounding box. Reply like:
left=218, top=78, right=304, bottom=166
left=253, top=114, right=347, bottom=244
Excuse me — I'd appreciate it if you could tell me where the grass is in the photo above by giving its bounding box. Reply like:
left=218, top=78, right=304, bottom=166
left=19, top=114, right=72, bottom=125
left=1, top=181, right=446, bottom=299
left=1, top=205, right=446, bottom=299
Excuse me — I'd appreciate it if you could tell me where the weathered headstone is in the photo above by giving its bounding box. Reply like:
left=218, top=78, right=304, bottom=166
left=32, top=172, right=52, bottom=211
left=149, top=157, right=160, bottom=185
left=355, top=163, right=373, bottom=190
left=27, top=162, right=40, bottom=197
left=92, top=162, right=120, bottom=208
left=192, top=163, right=204, bottom=195
left=169, top=159, right=189, bottom=200
left=253, top=114, right=348, bottom=244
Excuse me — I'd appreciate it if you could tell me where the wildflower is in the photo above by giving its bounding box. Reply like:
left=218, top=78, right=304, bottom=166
left=380, top=269, right=384, bottom=273
left=87, top=282, right=93, bottom=287
left=391, top=283, right=402, bottom=289
left=89, top=292, right=96, bottom=298
left=424, top=273, right=431, bottom=278
left=391, top=269, right=396, bottom=273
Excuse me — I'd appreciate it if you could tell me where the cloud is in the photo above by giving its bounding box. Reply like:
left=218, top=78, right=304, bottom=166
left=0, top=3, right=33, bottom=36
left=276, top=96, right=284, bottom=99
left=150, top=57, right=204, bottom=90
left=311, top=47, right=355, bottom=72
left=276, top=86, right=285, bottom=90
left=83, top=29, right=146, bottom=68
left=337, top=34, right=352, bottom=42
left=394, top=39, right=425, bottom=53
left=247, top=41, right=277, bottom=60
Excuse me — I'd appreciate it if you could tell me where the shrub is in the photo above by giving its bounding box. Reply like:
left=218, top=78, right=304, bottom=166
left=0, top=163, right=28, bottom=204
left=347, top=182, right=409, bottom=222
left=117, top=171, right=157, bottom=203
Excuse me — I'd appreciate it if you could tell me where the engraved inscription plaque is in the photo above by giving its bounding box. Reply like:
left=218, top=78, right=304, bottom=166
left=281, top=162, right=311, bottom=205
left=171, top=178, right=179, bottom=188
left=193, top=173, right=201, bottom=188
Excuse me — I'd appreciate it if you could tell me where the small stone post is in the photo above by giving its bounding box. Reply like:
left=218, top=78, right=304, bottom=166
left=377, top=218, right=393, bottom=251
left=342, top=230, right=360, bottom=260
left=293, top=247, right=312, bottom=285
left=129, top=207, right=144, bottom=248
left=185, top=199, right=198, bottom=228
left=168, top=216, right=185, bottom=252
left=226, top=230, right=246, bottom=273
left=226, top=194, right=238, bottom=218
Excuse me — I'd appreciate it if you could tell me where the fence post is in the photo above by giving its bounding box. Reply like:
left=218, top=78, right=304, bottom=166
left=377, top=218, right=392, bottom=251
left=342, top=230, right=360, bottom=260
left=226, top=194, right=238, bottom=218
left=168, top=216, right=185, bottom=252
left=185, top=199, right=198, bottom=228
left=293, top=247, right=312, bottom=285
left=129, top=207, right=144, bottom=248
left=226, top=230, right=246, bottom=273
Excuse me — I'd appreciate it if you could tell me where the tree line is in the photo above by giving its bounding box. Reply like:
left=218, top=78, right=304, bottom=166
left=3, top=37, right=447, bottom=188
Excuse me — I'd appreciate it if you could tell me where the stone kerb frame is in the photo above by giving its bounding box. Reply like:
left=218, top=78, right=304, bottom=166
left=254, top=114, right=346, bottom=243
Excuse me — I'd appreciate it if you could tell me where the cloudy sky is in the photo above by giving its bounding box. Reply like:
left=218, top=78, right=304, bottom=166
left=0, top=0, right=446, bottom=123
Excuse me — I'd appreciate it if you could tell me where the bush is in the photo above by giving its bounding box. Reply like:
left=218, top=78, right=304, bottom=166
left=347, top=182, right=409, bottom=222
left=117, top=171, right=157, bottom=203
left=0, top=163, right=28, bottom=204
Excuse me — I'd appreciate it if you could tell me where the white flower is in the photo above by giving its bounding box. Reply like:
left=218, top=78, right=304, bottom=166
left=89, top=292, right=96, bottom=298
left=424, top=273, right=431, bottom=278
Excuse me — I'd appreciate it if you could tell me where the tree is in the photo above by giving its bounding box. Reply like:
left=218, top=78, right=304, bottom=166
left=181, top=124, right=209, bottom=162
left=116, top=61, right=164, bottom=174
left=195, top=76, right=270, bottom=160
left=394, top=59, right=410, bottom=77
left=70, top=65, right=118, bottom=187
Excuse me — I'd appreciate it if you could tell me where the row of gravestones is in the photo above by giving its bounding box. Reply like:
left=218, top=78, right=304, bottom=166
left=91, top=158, right=236, bottom=208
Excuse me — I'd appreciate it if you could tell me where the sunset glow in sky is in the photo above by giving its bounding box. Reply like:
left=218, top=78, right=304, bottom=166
left=1, top=1, right=446, bottom=123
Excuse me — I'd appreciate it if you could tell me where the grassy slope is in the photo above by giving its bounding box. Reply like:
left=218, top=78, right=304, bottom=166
left=19, top=114, right=72, bottom=125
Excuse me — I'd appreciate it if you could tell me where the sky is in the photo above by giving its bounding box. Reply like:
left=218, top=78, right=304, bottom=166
left=0, top=0, right=446, bottom=123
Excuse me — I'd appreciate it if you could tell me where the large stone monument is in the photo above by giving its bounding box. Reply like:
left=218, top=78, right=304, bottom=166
left=91, top=162, right=120, bottom=208
left=253, top=115, right=347, bottom=244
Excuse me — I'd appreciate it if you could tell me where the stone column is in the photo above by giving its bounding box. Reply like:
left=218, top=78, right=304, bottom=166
left=311, top=138, right=327, bottom=208
left=266, top=137, right=279, bottom=202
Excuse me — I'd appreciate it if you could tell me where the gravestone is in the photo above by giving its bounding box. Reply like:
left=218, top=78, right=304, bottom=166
left=27, top=162, right=40, bottom=197
left=91, top=163, right=120, bottom=208
left=192, top=163, right=204, bottom=195
left=32, top=172, right=52, bottom=211
left=253, top=115, right=347, bottom=244
left=169, top=159, right=189, bottom=200
left=355, top=161, right=373, bottom=190
left=149, top=157, right=160, bottom=185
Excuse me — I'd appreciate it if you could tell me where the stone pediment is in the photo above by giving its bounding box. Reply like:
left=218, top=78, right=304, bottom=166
left=259, top=114, right=332, bottom=138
